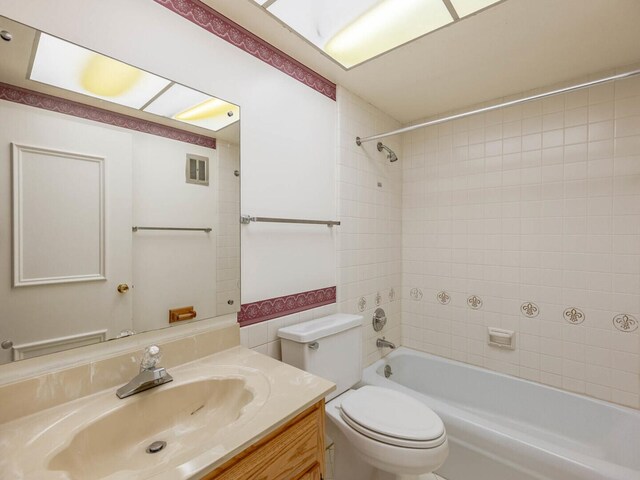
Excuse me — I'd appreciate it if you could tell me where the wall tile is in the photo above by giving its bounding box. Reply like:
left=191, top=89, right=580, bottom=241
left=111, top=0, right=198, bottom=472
left=401, top=74, right=640, bottom=409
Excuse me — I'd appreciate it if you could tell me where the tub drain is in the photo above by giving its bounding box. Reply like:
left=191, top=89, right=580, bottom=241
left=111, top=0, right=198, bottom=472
left=146, top=440, right=167, bottom=454
left=384, top=364, right=392, bottom=378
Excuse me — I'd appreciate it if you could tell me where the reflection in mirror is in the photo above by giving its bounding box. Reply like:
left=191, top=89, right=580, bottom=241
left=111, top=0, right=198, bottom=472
left=0, top=16, right=240, bottom=364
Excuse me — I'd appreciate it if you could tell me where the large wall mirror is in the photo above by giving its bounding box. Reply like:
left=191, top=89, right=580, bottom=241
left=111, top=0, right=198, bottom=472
left=0, top=16, right=240, bottom=364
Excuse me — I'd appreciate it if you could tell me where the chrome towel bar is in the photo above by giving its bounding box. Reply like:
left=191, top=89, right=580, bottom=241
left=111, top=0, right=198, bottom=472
left=132, top=226, right=212, bottom=233
left=240, top=215, right=340, bottom=227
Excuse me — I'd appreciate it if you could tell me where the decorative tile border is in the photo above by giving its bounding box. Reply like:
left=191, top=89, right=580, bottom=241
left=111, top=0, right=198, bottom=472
left=374, top=292, right=382, bottom=306
left=563, top=307, right=585, bottom=325
left=613, top=313, right=638, bottom=332
left=154, top=0, right=337, bottom=101
left=467, top=295, right=483, bottom=310
left=357, top=296, right=367, bottom=312
left=238, top=286, right=336, bottom=327
left=521, top=302, right=539, bottom=318
left=410, top=288, right=423, bottom=301
left=436, top=291, right=451, bottom=305
left=0, top=82, right=216, bottom=149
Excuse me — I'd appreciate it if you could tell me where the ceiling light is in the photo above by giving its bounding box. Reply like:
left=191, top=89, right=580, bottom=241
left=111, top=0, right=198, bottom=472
left=325, top=0, right=453, bottom=68
left=30, top=33, right=170, bottom=109
left=144, top=83, right=239, bottom=132
left=449, top=0, right=502, bottom=18
left=81, top=55, right=143, bottom=97
left=260, top=0, right=505, bottom=69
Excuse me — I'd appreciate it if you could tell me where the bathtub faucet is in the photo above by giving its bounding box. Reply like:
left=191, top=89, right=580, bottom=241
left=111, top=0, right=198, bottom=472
left=377, top=337, right=396, bottom=349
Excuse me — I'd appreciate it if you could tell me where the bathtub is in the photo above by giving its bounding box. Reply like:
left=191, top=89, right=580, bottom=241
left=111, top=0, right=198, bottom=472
left=362, top=347, right=640, bottom=480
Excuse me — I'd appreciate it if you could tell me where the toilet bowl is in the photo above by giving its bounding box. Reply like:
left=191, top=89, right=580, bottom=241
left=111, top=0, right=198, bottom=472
left=278, top=314, right=449, bottom=480
left=326, top=387, right=448, bottom=480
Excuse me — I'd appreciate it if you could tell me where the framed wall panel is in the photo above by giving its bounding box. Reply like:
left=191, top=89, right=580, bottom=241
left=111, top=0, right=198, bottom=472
left=12, top=143, right=106, bottom=286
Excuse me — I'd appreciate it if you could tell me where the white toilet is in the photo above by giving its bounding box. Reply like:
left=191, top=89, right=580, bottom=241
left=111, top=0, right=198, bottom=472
left=278, top=314, right=448, bottom=480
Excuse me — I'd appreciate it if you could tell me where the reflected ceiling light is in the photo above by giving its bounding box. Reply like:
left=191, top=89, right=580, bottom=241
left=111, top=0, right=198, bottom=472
left=30, top=33, right=171, bottom=109
left=175, top=98, right=233, bottom=122
left=324, top=0, right=453, bottom=68
left=144, top=83, right=239, bottom=132
left=80, top=55, right=143, bottom=97
left=449, top=0, right=502, bottom=18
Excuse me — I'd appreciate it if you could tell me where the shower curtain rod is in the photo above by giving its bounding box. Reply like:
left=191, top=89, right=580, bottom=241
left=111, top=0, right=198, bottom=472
left=355, top=68, right=640, bottom=146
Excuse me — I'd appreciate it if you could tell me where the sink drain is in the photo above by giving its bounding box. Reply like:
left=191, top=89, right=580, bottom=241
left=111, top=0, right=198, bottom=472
left=146, top=441, right=167, bottom=454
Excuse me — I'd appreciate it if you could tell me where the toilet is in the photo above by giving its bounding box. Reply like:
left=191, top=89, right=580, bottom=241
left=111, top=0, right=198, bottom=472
left=278, top=314, right=448, bottom=480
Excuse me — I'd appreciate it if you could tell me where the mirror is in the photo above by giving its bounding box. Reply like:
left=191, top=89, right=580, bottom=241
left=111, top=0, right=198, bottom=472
left=0, top=16, right=240, bottom=364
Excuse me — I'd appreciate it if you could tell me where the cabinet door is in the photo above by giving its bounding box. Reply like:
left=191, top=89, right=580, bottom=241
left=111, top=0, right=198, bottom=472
left=205, top=401, right=325, bottom=480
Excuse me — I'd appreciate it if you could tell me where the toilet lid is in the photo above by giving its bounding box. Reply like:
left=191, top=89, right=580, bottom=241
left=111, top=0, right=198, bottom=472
left=340, top=386, right=445, bottom=444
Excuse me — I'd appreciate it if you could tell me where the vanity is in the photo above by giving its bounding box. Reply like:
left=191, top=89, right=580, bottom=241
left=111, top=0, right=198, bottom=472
left=0, top=322, right=334, bottom=479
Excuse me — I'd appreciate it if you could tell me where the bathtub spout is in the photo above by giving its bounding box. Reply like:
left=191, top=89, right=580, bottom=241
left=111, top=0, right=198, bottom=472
left=376, top=337, right=396, bottom=349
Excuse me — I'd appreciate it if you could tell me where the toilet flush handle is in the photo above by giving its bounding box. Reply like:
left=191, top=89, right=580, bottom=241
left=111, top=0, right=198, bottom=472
left=308, top=341, right=319, bottom=350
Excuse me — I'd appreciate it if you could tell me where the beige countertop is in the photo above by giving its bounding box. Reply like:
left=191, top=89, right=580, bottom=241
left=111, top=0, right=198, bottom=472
left=0, top=345, right=335, bottom=479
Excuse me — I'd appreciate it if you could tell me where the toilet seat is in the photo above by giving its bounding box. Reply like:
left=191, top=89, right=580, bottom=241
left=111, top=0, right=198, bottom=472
left=339, top=386, right=446, bottom=449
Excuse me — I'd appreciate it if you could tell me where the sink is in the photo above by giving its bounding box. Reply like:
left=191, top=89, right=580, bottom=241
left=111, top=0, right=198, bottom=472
left=0, top=346, right=333, bottom=480
left=48, top=377, right=255, bottom=479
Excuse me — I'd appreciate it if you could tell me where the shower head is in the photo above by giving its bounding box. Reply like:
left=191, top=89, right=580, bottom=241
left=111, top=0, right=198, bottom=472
left=377, top=142, right=398, bottom=162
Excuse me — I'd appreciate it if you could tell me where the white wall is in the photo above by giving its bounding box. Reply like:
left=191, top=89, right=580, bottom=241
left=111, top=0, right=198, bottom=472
left=0, top=0, right=337, bottom=305
left=132, top=133, right=218, bottom=332
left=401, top=70, right=640, bottom=409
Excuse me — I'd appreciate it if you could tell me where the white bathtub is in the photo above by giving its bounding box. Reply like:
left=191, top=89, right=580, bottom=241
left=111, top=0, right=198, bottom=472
left=362, top=347, right=640, bottom=480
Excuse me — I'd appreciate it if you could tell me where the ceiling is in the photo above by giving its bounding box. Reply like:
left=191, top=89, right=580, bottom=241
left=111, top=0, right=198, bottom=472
left=0, top=16, right=239, bottom=144
left=204, top=0, right=640, bottom=124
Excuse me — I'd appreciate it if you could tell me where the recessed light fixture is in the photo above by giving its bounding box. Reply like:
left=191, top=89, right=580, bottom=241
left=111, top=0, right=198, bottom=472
left=144, top=83, right=240, bottom=132
left=30, top=33, right=170, bottom=109
left=253, top=0, right=504, bottom=69
left=28, top=33, right=239, bottom=132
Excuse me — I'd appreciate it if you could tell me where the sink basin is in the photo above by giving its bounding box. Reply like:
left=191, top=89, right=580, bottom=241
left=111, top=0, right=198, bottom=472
left=48, top=377, right=255, bottom=479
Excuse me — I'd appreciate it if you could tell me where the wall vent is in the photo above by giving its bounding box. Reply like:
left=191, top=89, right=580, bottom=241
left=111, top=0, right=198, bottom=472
left=186, top=154, right=209, bottom=186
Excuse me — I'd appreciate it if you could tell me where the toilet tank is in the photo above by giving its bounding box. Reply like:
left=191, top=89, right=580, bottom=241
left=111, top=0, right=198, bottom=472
left=278, top=314, right=362, bottom=401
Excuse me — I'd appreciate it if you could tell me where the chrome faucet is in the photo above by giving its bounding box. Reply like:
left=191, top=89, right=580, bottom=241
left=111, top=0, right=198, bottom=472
left=116, top=345, right=173, bottom=399
left=376, top=337, right=396, bottom=349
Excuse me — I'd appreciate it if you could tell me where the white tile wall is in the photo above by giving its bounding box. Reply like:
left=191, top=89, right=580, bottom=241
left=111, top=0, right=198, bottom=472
left=336, top=87, right=403, bottom=367
left=401, top=69, right=640, bottom=409
left=216, top=141, right=240, bottom=315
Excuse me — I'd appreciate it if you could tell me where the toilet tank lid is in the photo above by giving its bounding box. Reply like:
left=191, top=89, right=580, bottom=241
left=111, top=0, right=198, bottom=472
left=277, top=314, right=362, bottom=343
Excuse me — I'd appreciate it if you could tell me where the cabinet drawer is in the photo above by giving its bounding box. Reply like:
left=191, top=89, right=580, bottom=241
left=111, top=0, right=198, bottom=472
left=203, top=401, right=325, bottom=480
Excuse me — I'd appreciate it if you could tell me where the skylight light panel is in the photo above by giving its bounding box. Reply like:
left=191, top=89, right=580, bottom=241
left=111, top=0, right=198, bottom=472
left=30, top=33, right=171, bottom=109
left=324, top=0, right=453, bottom=68
left=256, top=0, right=506, bottom=69
left=143, top=83, right=239, bottom=132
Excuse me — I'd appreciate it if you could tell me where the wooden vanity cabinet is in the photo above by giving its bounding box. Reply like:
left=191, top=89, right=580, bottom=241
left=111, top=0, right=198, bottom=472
left=202, top=400, right=326, bottom=480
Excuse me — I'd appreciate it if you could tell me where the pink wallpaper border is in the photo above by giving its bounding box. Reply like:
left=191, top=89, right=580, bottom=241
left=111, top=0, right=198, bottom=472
left=0, top=82, right=216, bottom=149
left=238, top=286, right=337, bottom=327
left=153, top=0, right=337, bottom=101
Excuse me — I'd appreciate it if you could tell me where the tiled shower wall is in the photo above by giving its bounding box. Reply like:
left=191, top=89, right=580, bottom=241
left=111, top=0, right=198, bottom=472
left=336, top=87, right=403, bottom=367
left=401, top=68, right=640, bottom=408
